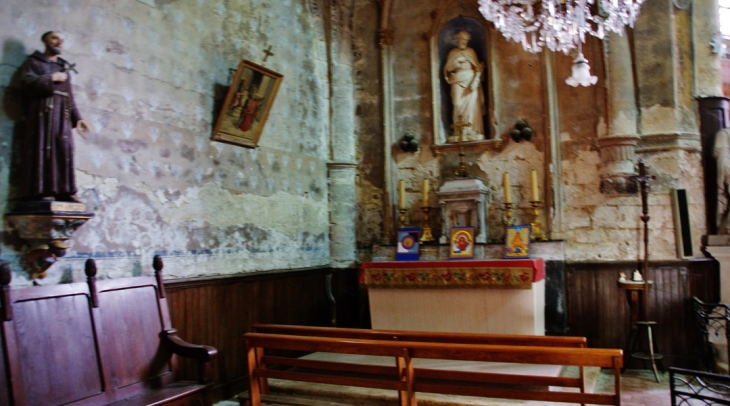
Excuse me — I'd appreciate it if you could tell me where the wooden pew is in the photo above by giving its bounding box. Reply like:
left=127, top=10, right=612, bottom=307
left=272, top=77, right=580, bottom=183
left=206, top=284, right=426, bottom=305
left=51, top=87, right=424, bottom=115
left=240, top=325, right=623, bottom=406
left=252, top=323, right=588, bottom=347
left=0, top=257, right=218, bottom=406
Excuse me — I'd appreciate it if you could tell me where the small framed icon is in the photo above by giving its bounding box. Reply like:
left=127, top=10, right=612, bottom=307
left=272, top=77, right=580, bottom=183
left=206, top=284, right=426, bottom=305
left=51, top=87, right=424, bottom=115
left=449, top=226, right=475, bottom=260
left=505, top=224, right=531, bottom=258
left=396, top=228, right=420, bottom=261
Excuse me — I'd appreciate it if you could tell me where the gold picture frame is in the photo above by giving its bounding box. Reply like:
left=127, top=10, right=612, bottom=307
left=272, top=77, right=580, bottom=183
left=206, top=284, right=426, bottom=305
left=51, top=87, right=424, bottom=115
left=505, top=224, right=531, bottom=258
left=449, top=226, right=475, bottom=260
left=212, top=59, right=283, bottom=148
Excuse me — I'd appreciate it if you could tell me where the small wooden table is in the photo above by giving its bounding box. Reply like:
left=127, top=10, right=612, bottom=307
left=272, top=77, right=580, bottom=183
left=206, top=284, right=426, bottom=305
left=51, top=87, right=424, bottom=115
left=618, top=278, right=663, bottom=382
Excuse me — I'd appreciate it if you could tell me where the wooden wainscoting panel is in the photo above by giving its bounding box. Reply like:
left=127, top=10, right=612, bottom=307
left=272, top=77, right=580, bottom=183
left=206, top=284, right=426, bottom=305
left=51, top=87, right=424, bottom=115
left=567, top=259, right=717, bottom=369
left=165, top=267, right=337, bottom=400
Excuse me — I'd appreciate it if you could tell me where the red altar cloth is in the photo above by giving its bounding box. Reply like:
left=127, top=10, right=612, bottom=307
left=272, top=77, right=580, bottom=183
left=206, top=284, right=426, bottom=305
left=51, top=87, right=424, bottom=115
left=360, top=259, right=544, bottom=289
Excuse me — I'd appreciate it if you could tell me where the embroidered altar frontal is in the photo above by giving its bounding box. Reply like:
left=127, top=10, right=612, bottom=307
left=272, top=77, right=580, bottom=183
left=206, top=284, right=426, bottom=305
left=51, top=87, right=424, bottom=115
left=360, top=259, right=544, bottom=289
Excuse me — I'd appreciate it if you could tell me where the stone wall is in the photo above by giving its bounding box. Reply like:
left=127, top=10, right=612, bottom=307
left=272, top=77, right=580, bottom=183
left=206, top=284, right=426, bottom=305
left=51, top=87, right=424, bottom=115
left=0, top=0, right=333, bottom=285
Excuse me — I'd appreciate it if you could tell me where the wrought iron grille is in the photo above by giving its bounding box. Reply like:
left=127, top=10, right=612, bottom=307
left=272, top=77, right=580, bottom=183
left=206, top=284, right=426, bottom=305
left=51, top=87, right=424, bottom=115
left=670, top=367, right=730, bottom=405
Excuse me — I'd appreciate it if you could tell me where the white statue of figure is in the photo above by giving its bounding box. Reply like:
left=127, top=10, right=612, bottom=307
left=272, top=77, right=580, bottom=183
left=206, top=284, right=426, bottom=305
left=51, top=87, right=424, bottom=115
left=715, top=128, right=730, bottom=234
left=443, top=30, right=485, bottom=143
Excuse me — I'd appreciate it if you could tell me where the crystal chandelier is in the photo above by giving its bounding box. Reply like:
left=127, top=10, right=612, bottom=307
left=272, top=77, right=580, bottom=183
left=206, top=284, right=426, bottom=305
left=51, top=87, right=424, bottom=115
left=477, top=0, right=644, bottom=54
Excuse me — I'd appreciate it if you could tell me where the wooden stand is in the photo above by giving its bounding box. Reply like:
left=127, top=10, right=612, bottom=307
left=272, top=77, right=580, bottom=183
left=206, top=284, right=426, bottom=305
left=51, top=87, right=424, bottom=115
left=618, top=279, right=663, bottom=382
left=620, top=159, right=663, bottom=382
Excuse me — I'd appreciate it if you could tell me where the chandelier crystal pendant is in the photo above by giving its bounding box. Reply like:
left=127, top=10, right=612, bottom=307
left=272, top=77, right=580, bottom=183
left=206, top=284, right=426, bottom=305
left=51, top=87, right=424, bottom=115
left=477, top=0, right=644, bottom=85
left=477, top=0, right=643, bottom=54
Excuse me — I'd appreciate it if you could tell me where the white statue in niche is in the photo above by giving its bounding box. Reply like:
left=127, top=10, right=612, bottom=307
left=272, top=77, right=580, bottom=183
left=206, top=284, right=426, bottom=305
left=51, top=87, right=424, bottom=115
left=715, top=128, right=730, bottom=234
left=444, top=30, right=485, bottom=143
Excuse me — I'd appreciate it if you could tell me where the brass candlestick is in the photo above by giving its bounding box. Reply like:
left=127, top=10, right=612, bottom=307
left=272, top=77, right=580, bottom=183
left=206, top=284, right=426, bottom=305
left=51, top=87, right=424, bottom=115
left=398, top=207, right=408, bottom=227
left=503, top=202, right=514, bottom=226
left=530, top=200, right=546, bottom=241
left=420, top=206, right=435, bottom=243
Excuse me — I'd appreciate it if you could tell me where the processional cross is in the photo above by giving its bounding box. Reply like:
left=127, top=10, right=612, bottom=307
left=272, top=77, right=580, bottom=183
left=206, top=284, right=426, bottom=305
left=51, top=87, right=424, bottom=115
left=635, top=159, right=656, bottom=321
left=632, top=159, right=662, bottom=383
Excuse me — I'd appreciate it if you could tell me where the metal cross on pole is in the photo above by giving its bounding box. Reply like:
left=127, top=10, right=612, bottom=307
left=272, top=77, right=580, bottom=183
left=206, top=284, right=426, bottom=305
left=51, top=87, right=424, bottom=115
left=635, top=159, right=655, bottom=320
left=451, top=117, right=471, bottom=178
left=632, top=158, right=663, bottom=382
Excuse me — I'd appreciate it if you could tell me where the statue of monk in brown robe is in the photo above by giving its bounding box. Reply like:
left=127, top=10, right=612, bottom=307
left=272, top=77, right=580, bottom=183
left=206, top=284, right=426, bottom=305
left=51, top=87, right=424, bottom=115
left=19, top=31, right=88, bottom=202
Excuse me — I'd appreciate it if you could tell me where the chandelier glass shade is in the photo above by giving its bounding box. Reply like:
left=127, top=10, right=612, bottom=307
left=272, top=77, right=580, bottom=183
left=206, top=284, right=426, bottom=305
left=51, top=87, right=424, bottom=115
left=565, top=47, right=598, bottom=86
left=477, top=0, right=644, bottom=54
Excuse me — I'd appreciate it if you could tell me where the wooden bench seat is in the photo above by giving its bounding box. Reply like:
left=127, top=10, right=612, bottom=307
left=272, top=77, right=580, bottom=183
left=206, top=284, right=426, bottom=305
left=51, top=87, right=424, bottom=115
left=0, top=256, right=218, bottom=406
left=240, top=324, right=623, bottom=406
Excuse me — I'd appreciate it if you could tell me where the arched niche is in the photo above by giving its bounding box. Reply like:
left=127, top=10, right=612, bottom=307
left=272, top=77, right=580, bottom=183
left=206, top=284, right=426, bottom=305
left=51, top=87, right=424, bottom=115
left=429, top=1, right=497, bottom=147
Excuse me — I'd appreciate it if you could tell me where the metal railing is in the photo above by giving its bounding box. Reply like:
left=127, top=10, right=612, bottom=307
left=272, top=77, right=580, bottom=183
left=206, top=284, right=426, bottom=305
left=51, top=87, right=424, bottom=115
left=693, top=296, right=730, bottom=373
left=670, top=367, right=730, bottom=405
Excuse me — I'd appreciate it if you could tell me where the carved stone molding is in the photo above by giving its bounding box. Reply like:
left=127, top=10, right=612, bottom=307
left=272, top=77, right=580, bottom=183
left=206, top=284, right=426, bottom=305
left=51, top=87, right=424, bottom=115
left=596, top=136, right=640, bottom=162
left=600, top=173, right=640, bottom=195
left=636, top=132, right=702, bottom=153
left=430, top=138, right=504, bottom=156
left=596, top=135, right=640, bottom=195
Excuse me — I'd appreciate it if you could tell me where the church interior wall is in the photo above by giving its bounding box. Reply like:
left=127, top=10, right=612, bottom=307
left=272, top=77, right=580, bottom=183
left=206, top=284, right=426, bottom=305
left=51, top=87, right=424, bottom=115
left=0, top=0, right=722, bottom=399
left=0, top=0, right=333, bottom=286
left=354, top=0, right=708, bottom=263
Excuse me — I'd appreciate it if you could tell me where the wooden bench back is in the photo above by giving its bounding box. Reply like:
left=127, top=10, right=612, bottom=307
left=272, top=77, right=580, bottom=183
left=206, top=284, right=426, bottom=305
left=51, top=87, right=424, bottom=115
left=253, top=323, right=587, bottom=347
left=245, top=332, right=619, bottom=367
left=4, top=281, right=102, bottom=406
left=96, top=277, right=177, bottom=399
left=0, top=260, right=183, bottom=406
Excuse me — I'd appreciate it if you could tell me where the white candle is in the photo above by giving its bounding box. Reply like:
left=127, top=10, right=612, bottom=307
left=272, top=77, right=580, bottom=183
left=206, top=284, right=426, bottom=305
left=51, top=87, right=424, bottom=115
left=503, top=173, right=511, bottom=203
left=422, top=179, right=430, bottom=207
left=531, top=170, right=539, bottom=201
left=399, top=180, right=405, bottom=209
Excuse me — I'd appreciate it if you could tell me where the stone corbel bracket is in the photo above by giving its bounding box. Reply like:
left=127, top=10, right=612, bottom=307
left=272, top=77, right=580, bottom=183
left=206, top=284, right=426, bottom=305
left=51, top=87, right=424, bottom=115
left=4, top=201, right=93, bottom=280
left=596, top=135, right=641, bottom=195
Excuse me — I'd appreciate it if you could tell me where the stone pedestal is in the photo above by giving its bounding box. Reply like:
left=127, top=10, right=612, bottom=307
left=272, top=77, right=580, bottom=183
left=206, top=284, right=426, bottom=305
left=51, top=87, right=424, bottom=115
left=5, top=201, right=93, bottom=279
left=437, top=178, right=489, bottom=244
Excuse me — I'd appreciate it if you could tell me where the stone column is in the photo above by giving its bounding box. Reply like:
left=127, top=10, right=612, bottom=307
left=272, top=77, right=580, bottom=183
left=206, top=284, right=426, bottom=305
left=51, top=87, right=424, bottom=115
left=694, top=0, right=723, bottom=97
left=597, top=32, right=640, bottom=194
left=325, top=1, right=357, bottom=269
left=328, top=162, right=357, bottom=268
left=379, top=25, right=397, bottom=244
left=633, top=0, right=700, bottom=147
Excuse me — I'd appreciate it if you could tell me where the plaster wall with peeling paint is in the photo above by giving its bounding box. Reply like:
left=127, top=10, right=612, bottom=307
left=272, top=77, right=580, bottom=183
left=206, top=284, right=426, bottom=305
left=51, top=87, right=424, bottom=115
left=0, top=0, right=333, bottom=285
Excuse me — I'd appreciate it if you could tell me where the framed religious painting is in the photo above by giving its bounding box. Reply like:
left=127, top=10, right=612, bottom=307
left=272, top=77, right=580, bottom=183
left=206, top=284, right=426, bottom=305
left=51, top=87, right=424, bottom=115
left=505, top=224, right=531, bottom=258
left=213, top=59, right=283, bottom=148
left=449, top=226, right=475, bottom=260
left=396, top=228, right=420, bottom=261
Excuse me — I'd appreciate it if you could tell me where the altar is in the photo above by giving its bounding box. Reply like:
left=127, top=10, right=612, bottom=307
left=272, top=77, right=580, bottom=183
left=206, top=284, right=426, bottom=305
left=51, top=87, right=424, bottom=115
left=360, top=259, right=545, bottom=335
